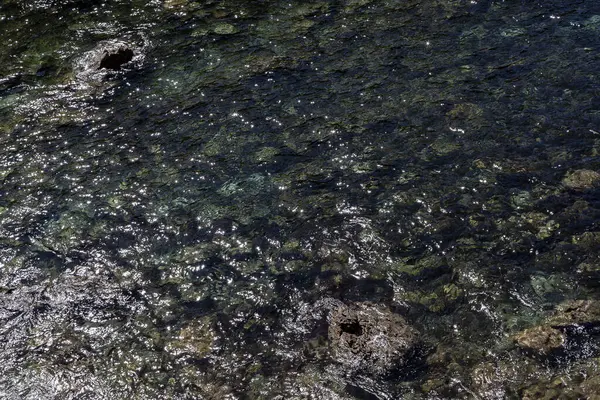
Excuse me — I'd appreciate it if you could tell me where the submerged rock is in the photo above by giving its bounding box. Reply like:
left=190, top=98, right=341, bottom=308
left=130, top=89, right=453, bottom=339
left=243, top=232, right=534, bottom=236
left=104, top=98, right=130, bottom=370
left=562, top=169, right=600, bottom=190
left=572, top=232, right=600, bottom=251
left=530, top=274, right=572, bottom=301
left=213, top=22, right=237, bottom=35
left=518, top=356, right=600, bottom=400
left=577, top=262, right=600, bottom=285
left=580, top=375, right=600, bottom=400
left=514, top=325, right=566, bottom=355
left=328, top=302, right=420, bottom=375
left=547, top=299, right=600, bottom=328
left=166, top=316, right=215, bottom=358
left=521, top=379, right=585, bottom=400
left=514, top=300, right=600, bottom=356
left=468, top=362, right=508, bottom=399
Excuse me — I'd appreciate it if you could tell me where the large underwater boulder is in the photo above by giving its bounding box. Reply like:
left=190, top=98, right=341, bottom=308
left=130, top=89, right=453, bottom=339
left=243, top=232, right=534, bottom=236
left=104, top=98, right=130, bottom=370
left=328, top=302, right=420, bottom=375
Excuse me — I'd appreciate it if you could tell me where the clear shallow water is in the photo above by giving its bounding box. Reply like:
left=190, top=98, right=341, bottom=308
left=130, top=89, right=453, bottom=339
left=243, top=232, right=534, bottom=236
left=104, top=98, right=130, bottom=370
left=1, top=0, right=600, bottom=398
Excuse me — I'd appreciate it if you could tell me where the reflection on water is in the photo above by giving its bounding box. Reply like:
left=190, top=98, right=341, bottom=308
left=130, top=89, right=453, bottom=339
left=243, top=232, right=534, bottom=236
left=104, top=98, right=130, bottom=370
left=2, top=0, right=600, bottom=398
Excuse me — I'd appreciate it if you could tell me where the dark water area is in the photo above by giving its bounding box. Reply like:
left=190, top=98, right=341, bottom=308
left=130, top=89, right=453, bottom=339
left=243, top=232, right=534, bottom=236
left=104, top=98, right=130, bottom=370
left=2, top=0, right=600, bottom=398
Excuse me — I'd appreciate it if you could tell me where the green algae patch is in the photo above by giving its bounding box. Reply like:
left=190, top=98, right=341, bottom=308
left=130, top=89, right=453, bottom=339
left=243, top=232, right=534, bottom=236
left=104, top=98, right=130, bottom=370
left=213, top=22, right=237, bottom=35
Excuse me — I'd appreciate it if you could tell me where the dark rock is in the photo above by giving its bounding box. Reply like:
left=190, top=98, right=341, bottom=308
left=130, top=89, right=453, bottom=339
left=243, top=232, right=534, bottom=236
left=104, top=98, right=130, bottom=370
left=0, top=74, right=23, bottom=95
left=36, top=66, right=52, bottom=77
left=99, top=47, right=134, bottom=70
left=75, top=39, right=143, bottom=80
left=576, top=262, right=600, bottom=287
left=328, top=302, right=419, bottom=375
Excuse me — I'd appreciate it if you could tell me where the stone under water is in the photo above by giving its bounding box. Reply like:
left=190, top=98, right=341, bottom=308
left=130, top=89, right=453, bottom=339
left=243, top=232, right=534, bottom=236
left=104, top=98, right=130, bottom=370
left=328, top=302, right=420, bottom=376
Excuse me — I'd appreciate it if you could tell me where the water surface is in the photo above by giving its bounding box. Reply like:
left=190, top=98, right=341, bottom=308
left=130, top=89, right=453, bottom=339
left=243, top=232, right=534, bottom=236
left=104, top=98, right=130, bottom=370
left=1, top=0, right=600, bottom=398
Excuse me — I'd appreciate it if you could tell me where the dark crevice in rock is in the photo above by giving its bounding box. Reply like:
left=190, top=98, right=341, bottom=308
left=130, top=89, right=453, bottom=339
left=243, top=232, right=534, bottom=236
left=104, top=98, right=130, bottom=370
left=340, top=319, right=362, bottom=336
left=99, top=48, right=134, bottom=70
left=328, top=302, right=421, bottom=376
